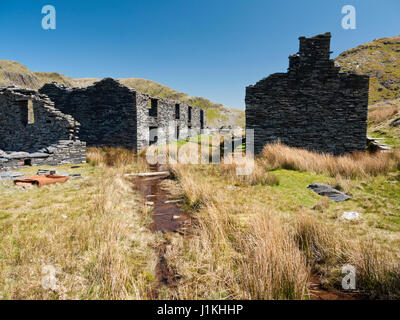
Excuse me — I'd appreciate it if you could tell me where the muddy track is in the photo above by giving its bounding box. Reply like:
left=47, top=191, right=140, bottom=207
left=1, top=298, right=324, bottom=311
left=130, top=164, right=189, bottom=297
left=308, top=274, right=366, bottom=300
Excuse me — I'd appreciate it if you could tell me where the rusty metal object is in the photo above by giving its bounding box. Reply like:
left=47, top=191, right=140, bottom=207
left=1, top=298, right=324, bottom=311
left=14, top=175, right=69, bottom=187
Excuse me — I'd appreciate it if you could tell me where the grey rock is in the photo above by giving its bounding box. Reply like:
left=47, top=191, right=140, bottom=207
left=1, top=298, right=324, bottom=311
left=390, top=118, right=400, bottom=127
left=308, top=183, right=350, bottom=202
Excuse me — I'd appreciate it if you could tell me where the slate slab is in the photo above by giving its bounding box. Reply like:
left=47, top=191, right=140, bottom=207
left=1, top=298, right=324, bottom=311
left=308, top=183, right=350, bottom=202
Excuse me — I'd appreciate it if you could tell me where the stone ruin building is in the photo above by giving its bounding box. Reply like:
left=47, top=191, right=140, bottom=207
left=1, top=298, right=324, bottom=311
left=246, top=32, right=369, bottom=155
left=0, top=87, right=86, bottom=170
left=1, top=78, right=206, bottom=170
left=40, top=78, right=206, bottom=152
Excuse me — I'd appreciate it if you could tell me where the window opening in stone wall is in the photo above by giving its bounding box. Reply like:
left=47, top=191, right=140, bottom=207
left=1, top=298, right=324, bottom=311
left=149, top=126, right=158, bottom=145
left=188, top=106, right=192, bottom=123
left=176, top=126, right=180, bottom=140
left=149, top=99, right=158, bottom=117
left=27, top=99, right=35, bottom=124
left=175, top=104, right=180, bottom=119
left=200, top=110, right=204, bottom=129
left=18, top=100, right=28, bottom=126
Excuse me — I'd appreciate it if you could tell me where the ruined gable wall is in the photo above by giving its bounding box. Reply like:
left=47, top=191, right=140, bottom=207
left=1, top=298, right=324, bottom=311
left=246, top=33, right=369, bottom=155
left=41, top=78, right=206, bottom=152
left=0, top=87, right=86, bottom=170
left=0, top=87, right=78, bottom=152
left=40, top=78, right=138, bottom=149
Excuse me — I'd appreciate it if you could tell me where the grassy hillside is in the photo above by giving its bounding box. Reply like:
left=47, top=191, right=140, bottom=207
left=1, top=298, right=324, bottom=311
left=0, top=60, right=244, bottom=128
left=368, top=98, right=400, bottom=149
left=335, top=35, right=400, bottom=104
left=0, top=60, right=75, bottom=89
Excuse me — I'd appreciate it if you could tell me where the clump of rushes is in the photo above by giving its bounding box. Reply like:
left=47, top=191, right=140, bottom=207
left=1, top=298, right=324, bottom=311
left=260, top=142, right=400, bottom=178
left=219, top=158, right=279, bottom=186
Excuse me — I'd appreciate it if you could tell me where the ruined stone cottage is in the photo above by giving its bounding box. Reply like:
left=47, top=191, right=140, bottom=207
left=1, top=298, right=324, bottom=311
left=0, top=87, right=86, bottom=170
left=246, top=32, right=369, bottom=155
left=40, top=78, right=206, bottom=152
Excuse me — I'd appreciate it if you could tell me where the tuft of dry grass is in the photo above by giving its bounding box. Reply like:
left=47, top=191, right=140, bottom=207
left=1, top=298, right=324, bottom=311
left=164, top=164, right=309, bottom=299
left=87, top=147, right=148, bottom=172
left=165, top=161, right=400, bottom=299
left=220, top=158, right=279, bottom=186
left=260, top=142, right=400, bottom=178
left=293, top=214, right=400, bottom=298
left=0, top=148, right=157, bottom=300
left=237, top=212, right=309, bottom=299
left=368, top=102, right=399, bottom=124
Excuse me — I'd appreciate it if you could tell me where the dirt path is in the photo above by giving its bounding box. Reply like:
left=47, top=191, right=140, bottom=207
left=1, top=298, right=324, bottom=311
left=308, top=275, right=366, bottom=300
left=130, top=164, right=190, bottom=295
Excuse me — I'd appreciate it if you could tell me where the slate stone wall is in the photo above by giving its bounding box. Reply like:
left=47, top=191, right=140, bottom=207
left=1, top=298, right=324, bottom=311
left=41, top=78, right=206, bottom=152
left=40, top=78, right=138, bottom=149
left=246, top=32, right=369, bottom=155
left=0, top=87, right=86, bottom=170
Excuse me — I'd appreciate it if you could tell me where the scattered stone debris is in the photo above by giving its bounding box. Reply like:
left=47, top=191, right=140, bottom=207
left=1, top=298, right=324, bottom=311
left=0, top=171, right=24, bottom=180
left=145, top=201, right=154, bottom=206
left=390, top=117, right=400, bottom=127
left=125, top=171, right=170, bottom=177
left=68, top=173, right=82, bottom=178
left=307, top=183, right=351, bottom=202
left=227, top=185, right=238, bottom=190
left=37, top=169, right=56, bottom=176
left=341, top=211, right=361, bottom=220
left=164, top=199, right=182, bottom=204
left=367, top=136, right=391, bottom=152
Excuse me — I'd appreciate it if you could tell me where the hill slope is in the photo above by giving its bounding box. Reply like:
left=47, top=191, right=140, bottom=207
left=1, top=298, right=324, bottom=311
left=335, top=35, right=400, bottom=103
left=0, top=60, right=244, bottom=128
left=368, top=98, right=400, bottom=149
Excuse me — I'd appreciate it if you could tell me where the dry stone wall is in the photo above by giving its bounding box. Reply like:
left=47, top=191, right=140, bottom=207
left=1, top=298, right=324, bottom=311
left=246, top=32, right=369, bottom=155
left=0, top=87, right=86, bottom=170
left=40, top=78, right=138, bottom=149
left=41, top=78, right=206, bottom=152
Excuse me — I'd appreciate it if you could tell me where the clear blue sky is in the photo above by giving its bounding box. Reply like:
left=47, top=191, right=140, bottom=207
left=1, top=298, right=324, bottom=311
left=1, top=0, right=399, bottom=110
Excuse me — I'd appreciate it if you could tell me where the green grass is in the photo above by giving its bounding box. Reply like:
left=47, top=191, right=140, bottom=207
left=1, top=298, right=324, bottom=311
left=177, top=162, right=400, bottom=248
left=368, top=127, right=400, bottom=149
